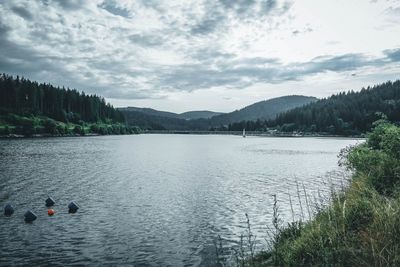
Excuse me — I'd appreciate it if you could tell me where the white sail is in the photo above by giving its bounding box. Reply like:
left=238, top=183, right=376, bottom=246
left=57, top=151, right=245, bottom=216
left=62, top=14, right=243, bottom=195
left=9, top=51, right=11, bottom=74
left=242, top=128, right=246, bottom=137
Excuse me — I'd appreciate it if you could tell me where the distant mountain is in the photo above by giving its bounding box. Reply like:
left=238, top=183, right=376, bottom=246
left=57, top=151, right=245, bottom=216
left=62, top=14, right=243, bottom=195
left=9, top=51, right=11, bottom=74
left=208, top=95, right=317, bottom=126
left=119, top=107, right=179, bottom=119
left=119, top=108, right=211, bottom=130
left=119, top=107, right=223, bottom=120
left=120, top=95, right=317, bottom=130
left=178, top=111, right=223, bottom=120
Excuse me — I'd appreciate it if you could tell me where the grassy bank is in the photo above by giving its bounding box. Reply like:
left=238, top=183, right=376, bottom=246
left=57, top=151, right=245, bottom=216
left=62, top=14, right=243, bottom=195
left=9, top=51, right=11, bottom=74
left=0, top=113, right=141, bottom=137
left=224, top=120, right=400, bottom=266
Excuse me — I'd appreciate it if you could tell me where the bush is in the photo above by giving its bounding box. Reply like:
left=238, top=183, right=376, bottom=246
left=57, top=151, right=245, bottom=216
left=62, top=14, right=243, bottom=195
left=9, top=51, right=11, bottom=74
left=344, top=123, right=400, bottom=195
left=345, top=197, right=373, bottom=231
left=43, top=119, right=58, bottom=135
left=0, top=125, right=10, bottom=135
left=19, top=117, right=36, bottom=136
left=73, top=125, right=85, bottom=135
left=90, top=124, right=100, bottom=133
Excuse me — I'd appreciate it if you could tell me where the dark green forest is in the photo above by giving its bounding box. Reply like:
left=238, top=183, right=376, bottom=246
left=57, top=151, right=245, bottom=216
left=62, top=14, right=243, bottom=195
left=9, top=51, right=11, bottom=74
left=0, top=74, right=138, bottom=136
left=228, top=80, right=400, bottom=135
left=0, top=73, right=124, bottom=122
left=2, top=73, right=399, bottom=137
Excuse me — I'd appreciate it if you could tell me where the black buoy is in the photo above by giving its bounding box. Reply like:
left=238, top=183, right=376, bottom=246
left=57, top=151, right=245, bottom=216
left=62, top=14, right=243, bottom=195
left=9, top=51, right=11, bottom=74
left=24, top=210, right=37, bottom=222
left=45, top=197, right=55, bottom=207
left=68, top=202, right=79, bottom=213
left=4, top=204, right=14, bottom=216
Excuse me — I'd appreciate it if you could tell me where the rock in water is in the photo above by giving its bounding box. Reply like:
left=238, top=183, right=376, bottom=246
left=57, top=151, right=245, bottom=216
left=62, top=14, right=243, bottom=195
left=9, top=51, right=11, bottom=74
left=24, top=210, right=37, bottom=222
left=4, top=204, right=14, bottom=216
left=45, top=197, right=55, bottom=207
left=68, top=202, right=79, bottom=213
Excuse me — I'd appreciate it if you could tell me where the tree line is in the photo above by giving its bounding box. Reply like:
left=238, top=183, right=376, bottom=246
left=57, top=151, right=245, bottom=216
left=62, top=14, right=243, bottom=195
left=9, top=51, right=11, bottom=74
left=0, top=73, right=124, bottom=123
left=227, top=80, right=400, bottom=135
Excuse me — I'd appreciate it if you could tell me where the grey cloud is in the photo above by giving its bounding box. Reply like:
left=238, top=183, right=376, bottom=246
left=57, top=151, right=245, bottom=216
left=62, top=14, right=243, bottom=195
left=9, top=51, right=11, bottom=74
left=219, top=0, right=280, bottom=16
left=298, top=54, right=369, bottom=74
left=0, top=21, right=11, bottom=36
left=292, top=27, right=313, bottom=36
left=190, top=3, right=226, bottom=35
left=11, top=6, right=33, bottom=20
left=190, top=17, right=223, bottom=35
left=50, top=0, right=88, bottom=10
left=191, top=49, right=236, bottom=61
left=150, top=51, right=400, bottom=92
left=190, top=0, right=293, bottom=35
left=129, top=34, right=164, bottom=47
left=100, top=2, right=131, bottom=18
left=384, top=48, right=400, bottom=62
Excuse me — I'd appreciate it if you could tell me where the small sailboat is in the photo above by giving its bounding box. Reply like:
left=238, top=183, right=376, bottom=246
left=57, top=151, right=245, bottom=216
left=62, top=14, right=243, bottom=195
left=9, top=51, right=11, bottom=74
left=242, top=128, right=246, bottom=138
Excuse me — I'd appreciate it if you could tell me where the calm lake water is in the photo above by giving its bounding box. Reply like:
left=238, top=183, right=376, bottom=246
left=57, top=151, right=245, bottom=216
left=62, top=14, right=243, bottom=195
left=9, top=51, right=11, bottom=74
left=0, top=135, right=361, bottom=266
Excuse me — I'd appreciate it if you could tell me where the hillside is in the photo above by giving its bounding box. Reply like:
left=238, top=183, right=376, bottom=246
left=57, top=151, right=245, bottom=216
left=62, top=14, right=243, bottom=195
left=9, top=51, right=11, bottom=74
left=228, top=80, right=400, bottom=135
left=208, top=95, right=317, bottom=126
left=119, top=109, right=211, bottom=130
left=121, top=95, right=316, bottom=130
left=119, top=107, right=223, bottom=121
left=178, top=110, right=223, bottom=120
left=271, top=80, right=400, bottom=134
left=119, top=107, right=179, bottom=119
left=0, top=74, right=137, bottom=136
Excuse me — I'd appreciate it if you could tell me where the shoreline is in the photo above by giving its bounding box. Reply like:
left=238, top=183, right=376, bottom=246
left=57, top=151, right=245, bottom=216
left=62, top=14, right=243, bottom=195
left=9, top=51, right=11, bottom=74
left=0, top=132, right=138, bottom=139
left=0, top=132, right=364, bottom=139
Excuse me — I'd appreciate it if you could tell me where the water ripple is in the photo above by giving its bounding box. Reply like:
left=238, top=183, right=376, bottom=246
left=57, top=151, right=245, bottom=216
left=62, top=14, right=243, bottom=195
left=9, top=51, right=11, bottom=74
left=0, top=135, right=361, bottom=266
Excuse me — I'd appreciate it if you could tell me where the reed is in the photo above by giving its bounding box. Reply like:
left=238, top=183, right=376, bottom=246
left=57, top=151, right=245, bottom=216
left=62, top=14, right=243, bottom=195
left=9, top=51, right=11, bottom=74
left=218, top=121, right=400, bottom=266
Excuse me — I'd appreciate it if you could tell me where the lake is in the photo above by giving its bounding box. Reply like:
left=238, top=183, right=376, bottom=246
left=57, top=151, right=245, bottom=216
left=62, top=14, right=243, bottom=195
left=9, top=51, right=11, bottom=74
left=0, top=135, right=361, bottom=266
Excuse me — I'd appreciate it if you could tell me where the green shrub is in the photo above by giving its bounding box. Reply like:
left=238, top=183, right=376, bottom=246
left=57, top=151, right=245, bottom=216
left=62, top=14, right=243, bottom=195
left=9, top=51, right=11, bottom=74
left=0, top=125, right=10, bottom=135
left=43, top=118, right=58, bottom=134
left=19, top=117, right=36, bottom=136
left=344, top=123, right=400, bottom=195
left=73, top=125, right=85, bottom=135
left=345, top=198, right=373, bottom=231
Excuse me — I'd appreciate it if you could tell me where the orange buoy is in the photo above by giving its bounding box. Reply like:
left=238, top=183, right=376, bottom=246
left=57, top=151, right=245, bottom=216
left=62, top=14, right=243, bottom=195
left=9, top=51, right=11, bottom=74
left=47, top=209, right=55, bottom=216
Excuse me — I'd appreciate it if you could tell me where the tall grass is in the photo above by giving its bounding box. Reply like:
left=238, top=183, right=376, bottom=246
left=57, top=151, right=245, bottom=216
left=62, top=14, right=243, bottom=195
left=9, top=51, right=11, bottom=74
left=217, top=121, right=400, bottom=266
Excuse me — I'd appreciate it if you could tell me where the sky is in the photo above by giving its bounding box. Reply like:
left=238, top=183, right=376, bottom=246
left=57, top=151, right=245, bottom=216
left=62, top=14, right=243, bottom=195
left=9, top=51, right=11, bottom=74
left=0, top=0, right=400, bottom=113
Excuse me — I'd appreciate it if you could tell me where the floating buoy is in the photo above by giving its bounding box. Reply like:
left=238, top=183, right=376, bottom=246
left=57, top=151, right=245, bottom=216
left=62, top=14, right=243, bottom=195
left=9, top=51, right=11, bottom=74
left=24, top=210, right=37, bottom=222
left=47, top=209, right=55, bottom=216
left=4, top=204, right=14, bottom=216
left=45, top=197, right=55, bottom=207
left=68, top=202, right=79, bottom=213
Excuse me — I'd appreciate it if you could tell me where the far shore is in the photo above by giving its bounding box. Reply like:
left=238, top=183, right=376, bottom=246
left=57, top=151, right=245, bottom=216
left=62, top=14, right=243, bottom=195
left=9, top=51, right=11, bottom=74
left=0, top=131, right=365, bottom=139
left=143, top=130, right=365, bottom=139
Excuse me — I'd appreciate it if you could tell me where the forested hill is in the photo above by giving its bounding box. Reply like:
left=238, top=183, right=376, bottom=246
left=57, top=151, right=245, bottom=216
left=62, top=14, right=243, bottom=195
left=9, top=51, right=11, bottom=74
left=118, top=107, right=223, bottom=120
left=178, top=111, right=223, bottom=120
left=0, top=74, right=139, bottom=136
left=119, top=107, right=179, bottom=119
left=208, top=95, right=317, bottom=126
left=0, top=73, right=123, bottom=123
left=119, top=109, right=210, bottom=130
left=229, top=80, right=400, bottom=135
left=121, top=95, right=316, bottom=130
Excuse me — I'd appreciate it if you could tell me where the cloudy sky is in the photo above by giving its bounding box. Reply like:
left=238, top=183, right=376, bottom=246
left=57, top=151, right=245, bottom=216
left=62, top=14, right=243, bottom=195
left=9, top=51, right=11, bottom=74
left=0, top=0, right=399, bottom=112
